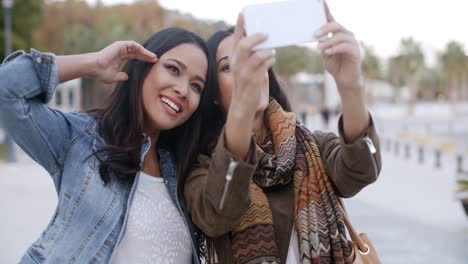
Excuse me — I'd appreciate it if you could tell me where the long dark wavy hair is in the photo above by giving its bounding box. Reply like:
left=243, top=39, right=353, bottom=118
left=199, top=28, right=292, bottom=155
left=89, top=28, right=215, bottom=191
left=195, top=28, right=293, bottom=263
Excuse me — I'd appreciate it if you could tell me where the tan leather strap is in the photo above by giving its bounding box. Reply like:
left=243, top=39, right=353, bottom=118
left=337, top=198, right=368, bottom=252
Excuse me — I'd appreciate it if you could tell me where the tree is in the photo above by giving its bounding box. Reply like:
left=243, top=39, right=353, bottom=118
left=0, top=0, right=43, bottom=60
left=415, top=67, right=443, bottom=100
left=390, top=37, right=425, bottom=110
left=441, top=41, right=467, bottom=103
left=361, top=43, right=381, bottom=80
left=361, top=43, right=382, bottom=104
left=274, top=46, right=324, bottom=77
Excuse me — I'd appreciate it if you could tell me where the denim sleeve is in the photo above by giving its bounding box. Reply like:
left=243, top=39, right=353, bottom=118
left=0, top=49, right=77, bottom=180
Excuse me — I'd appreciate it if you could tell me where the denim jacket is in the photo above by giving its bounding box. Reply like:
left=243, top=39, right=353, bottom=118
left=0, top=50, right=201, bottom=264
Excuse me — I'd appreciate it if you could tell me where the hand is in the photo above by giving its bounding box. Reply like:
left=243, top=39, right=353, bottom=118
left=230, top=14, right=276, bottom=116
left=316, top=1, right=362, bottom=94
left=91, top=41, right=158, bottom=84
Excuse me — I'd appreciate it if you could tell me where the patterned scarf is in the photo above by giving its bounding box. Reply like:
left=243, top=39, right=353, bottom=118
left=231, top=99, right=352, bottom=264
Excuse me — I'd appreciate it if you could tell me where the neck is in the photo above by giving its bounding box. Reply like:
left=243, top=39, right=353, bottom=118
left=141, top=128, right=161, bottom=177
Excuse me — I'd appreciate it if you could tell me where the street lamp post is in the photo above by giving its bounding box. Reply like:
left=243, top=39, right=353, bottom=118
left=2, top=0, right=16, bottom=162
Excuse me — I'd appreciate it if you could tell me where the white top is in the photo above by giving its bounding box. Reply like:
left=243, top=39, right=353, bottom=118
left=286, top=228, right=300, bottom=264
left=112, top=171, right=192, bottom=264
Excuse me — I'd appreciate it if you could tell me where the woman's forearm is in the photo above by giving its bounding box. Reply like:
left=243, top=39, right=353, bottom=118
left=224, top=102, right=255, bottom=161
left=339, top=84, right=370, bottom=143
left=56, top=52, right=97, bottom=83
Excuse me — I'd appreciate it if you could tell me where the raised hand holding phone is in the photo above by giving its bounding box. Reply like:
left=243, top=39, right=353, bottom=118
left=224, top=14, right=276, bottom=160
left=315, top=1, right=369, bottom=143
left=315, top=1, right=362, bottom=93
left=229, top=15, right=276, bottom=116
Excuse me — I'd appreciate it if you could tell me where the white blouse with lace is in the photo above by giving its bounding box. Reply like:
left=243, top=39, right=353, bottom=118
left=112, top=171, right=192, bottom=264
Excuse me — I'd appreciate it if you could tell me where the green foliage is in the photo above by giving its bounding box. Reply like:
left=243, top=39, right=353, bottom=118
left=0, top=30, right=27, bottom=55
left=457, top=179, right=468, bottom=192
left=441, top=41, right=467, bottom=79
left=386, top=37, right=425, bottom=97
left=395, top=37, right=425, bottom=76
left=415, top=67, right=444, bottom=99
left=274, top=46, right=324, bottom=76
left=0, top=143, right=6, bottom=161
left=361, top=43, right=381, bottom=80
left=0, top=0, right=43, bottom=60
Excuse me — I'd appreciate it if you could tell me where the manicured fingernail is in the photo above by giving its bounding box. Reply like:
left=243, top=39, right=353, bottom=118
left=315, top=30, right=322, bottom=37
left=325, top=48, right=332, bottom=54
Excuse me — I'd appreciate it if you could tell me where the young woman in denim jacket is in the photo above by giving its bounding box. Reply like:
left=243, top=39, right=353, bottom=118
left=185, top=4, right=382, bottom=264
left=0, top=28, right=214, bottom=263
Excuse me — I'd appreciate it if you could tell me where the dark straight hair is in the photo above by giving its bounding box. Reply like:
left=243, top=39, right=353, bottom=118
left=89, top=27, right=215, bottom=190
left=199, top=28, right=292, bottom=154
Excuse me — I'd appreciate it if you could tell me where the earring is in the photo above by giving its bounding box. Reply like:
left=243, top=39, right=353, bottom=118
left=214, top=100, right=219, bottom=105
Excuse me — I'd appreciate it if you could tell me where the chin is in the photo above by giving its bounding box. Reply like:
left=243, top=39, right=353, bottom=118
left=149, top=118, right=183, bottom=131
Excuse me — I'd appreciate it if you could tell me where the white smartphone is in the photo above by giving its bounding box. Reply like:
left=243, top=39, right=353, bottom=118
left=243, top=0, right=327, bottom=50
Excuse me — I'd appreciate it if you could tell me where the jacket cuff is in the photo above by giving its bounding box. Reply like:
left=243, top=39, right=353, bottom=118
left=30, top=49, right=58, bottom=104
left=337, top=112, right=378, bottom=152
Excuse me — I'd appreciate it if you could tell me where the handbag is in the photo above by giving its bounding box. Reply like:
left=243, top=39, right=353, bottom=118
left=338, top=199, right=382, bottom=264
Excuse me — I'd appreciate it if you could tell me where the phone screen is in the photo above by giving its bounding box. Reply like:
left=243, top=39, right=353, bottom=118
left=243, top=0, right=327, bottom=50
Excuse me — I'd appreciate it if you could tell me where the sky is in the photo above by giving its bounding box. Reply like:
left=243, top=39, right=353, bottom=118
left=93, top=0, right=468, bottom=63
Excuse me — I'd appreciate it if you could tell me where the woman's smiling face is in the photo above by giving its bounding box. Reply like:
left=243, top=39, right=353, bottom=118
left=141, top=43, right=208, bottom=132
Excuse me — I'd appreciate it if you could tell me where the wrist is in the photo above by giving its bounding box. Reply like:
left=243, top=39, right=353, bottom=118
left=338, top=81, right=365, bottom=100
left=229, top=100, right=256, bottom=121
left=82, top=52, right=100, bottom=79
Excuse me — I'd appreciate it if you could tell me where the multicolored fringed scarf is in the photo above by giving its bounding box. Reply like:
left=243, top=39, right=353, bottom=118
left=231, top=99, right=352, bottom=264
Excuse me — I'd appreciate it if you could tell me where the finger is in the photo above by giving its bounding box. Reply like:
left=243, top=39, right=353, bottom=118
left=232, top=13, right=245, bottom=49
left=251, top=56, right=276, bottom=81
left=323, top=0, right=335, bottom=22
left=317, top=32, right=354, bottom=51
left=113, top=72, right=129, bottom=82
left=261, top=56, right=276, bottom=71
left=131, top=53, right=159, bottom=63
left=126, top=41, right=158, bottom=62
left=129, top=41, right=158, bottom=62
left=315, top=22, right=348, bottom=39
left=322, top=42, right=356, bottom=56
left=247, top=49, right=276, bottom=70
left=239, top=34, right=268, bottom=54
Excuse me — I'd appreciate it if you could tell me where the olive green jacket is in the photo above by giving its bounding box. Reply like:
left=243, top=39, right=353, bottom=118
left=185, top=117, right=382, bottom=263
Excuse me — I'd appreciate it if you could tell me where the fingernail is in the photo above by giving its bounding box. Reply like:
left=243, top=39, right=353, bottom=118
left=314, top=30, right=322, bottom=37
left=325, top=48, right=332, bottom=55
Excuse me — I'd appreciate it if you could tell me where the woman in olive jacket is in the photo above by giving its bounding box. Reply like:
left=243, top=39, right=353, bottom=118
left=185, top=6, right=382, bottom=264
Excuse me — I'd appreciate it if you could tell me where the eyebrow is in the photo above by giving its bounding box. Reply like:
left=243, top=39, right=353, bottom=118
left=168, top=58, right=205, bottom=84
left=217, top=56, right=229, bottom=66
